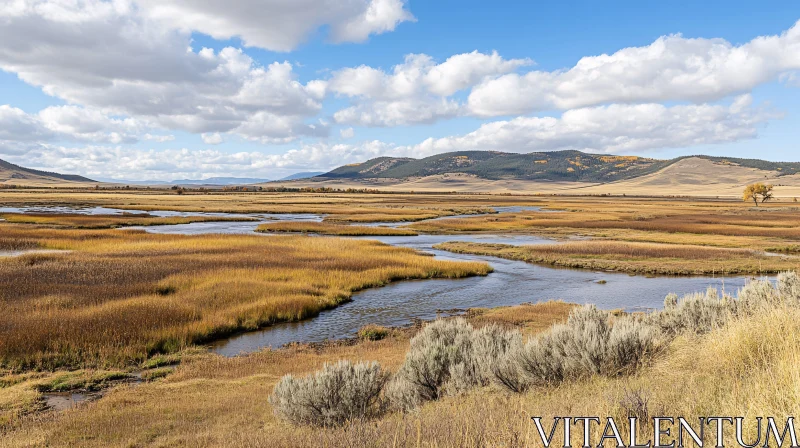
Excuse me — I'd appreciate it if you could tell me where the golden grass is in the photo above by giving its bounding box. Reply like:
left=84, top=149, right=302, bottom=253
left=0, top=226, right=490, bottom=370
left=435, top=240, right=800, bottom=275
left=0, top=190, right=503, bottom=222
left=256, top=222, right=418, bottom=236
left=0, top=213, right=257, bottom=229
left=1, top=301, right=573, bottom=443
left=6, top=303, right=799, bottom=447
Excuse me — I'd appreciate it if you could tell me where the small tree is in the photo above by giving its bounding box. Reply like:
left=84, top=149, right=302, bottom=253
left=743, top=183, right=773, bottom=206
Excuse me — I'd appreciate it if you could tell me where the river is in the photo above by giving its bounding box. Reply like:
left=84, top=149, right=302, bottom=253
left=0, top=205, right=767, bottom=355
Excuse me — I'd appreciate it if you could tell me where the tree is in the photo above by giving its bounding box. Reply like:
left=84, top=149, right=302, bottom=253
left=743, top=183, right=774, bottom=206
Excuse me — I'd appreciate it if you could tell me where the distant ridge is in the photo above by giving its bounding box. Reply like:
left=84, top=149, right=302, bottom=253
left=320, top=150, right=800, bottom=183
left=170, top=177, right=271, bottom=185
left=279, top=171, right=325, bottom=181
left=0, top=158, right=95, bottom=184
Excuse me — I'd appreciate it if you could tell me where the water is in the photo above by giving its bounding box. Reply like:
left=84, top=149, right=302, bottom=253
left=211, top=237, right=759, bottom=355
left=1, top=205, right=767, bottom=355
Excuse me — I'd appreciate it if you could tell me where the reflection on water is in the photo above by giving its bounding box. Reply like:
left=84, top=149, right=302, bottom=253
left=1, top=205, right=768, bottom=356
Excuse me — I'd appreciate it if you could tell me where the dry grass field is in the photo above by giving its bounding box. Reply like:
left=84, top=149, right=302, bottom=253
left=4, top=301, right=799, bottom=447
left=256, top=222, right=419, bottom=236
left=0, top=225, right=489, bottom=370
left=0, top=213, right=257, bottom=229
left=0, top=189, right=500, bottom=222
left=2, top=190, right=800, bottom=447
left=436, top=241, right=799, bottom=275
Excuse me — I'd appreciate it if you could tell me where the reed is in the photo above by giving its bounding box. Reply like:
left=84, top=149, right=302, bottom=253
left=0, top=227, right=490, bottom=370
left=256, top=222, right=418, bottom=236
left=435, top=241, right=800, bottom=275
left=0, top=213, right=257, bottom=229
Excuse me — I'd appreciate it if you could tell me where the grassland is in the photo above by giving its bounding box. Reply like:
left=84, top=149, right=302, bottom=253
left=0, top=225, right=490, bottom=370
left=256, top=222, right=418, bottom=236
left=4, top=300, right=799, bottom=447
left=0, top=189, right=500, bottom=222
left=1, top=301, right=575, bottom=443
left=0, top=213, right=257, bottom=229
left=435, top=241, right=799, bottom=275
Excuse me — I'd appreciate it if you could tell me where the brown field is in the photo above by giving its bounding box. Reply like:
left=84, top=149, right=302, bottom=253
left=256, top=222, right=419, bottom=236
left=0, top=213, right=257, bottom=229
left=4, top=302, right=798, bottom=447
left=436, top=240, right=799, bottom=275
left=0, top=189, right=502, bottom=222
left=1, top=301, right=575, bottom=443
left=0, top=225, right=489, bottom=370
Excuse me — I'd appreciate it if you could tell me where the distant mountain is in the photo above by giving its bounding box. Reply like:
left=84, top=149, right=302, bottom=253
left=170, top=177, right=271, bottom=185
left=0, top=158, right=95, bottom=185
left=320, top=150, right=800, bottom=183
left=279, top=171, right=325, bottom=181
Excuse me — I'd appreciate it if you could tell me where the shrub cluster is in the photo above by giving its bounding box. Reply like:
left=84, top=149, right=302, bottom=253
left=270, top=273, right=799, bottom=427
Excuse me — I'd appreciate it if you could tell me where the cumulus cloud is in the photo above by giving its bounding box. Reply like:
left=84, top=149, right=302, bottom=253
left=1, top=96, right=775, bottom=180
left=137, top=0, right=413, bottom=52
left=408, top=95, right=774, bottom=157
left=328, top=52, right=530, bottom=126
left=201, top=133, right=223, bottom=145
left=143, top=134, right=176, bottom=143
left=0, top=105, right=149, bottom=144
left=0, top=140, right=392, bottom=181
left=468, top=21, right=800, bottom=116
left=0, top=2, right=329, bottom=141
left=340, top=127, right=355, bottom=139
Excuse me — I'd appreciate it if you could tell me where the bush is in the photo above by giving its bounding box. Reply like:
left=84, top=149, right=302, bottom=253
left=606, top=318, right=661, bottom=375
left=391, top=318, right=476, bottom=403
left=269, top=361, right=389, bottom=427
left=778, top=271, right=800, bottom=302
left=357, top=324, right=390, bottom=341
left=472, top=324, right=522, bottom=386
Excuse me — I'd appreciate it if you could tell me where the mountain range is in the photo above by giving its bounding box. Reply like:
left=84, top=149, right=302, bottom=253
left=319, top=150, right=800, bottom=183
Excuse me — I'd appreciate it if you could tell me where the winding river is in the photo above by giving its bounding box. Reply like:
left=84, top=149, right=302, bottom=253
left=1, top=205, right=768, bottom=356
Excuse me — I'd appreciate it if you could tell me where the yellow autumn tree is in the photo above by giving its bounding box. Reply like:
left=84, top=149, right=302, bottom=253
left=743, top=183, right=774, bottom=206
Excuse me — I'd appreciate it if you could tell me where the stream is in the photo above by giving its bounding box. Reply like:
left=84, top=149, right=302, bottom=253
left=1, top=205, right=770, bottom=356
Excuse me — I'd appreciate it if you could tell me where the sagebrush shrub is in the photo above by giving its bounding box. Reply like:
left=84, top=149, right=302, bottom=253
left=605, top=318, right=660, bottom=374
left=391, top=318, right=476, bottom=403
left=778, top=271, right=800, bottom=303
left=269, top=360, right=389, bottom=427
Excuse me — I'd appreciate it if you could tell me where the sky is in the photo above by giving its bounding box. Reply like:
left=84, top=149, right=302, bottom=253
left=0, top=0, right=799, bottom=181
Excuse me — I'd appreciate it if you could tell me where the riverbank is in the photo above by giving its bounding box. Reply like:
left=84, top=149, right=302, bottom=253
left=4, top=298, right=799, bottom=447
left=435, top=240, right=800, bottom=275
left=0, top=226, right=490, bottom=370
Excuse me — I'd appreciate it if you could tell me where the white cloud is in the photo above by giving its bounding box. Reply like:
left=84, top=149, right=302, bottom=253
left=0, top=104, right=150, bottom=144
left=409, top=95, right=774, bottom=157
left=468, top=20, right=800, bottom=116
left=0, top=2, right=329, bottom=141
left=143, top=134, right=176, bottom=143
left=137, top=0, right=413, bottom=52
left=0, top=105, right=53, bottom=142
left=201, top=133, right=223, bottom=145
left=328, top=52, right=530, bottom=126
left=0, top=140, right=392, bottom=181
left=340, top=127, right=355, bottom=139
left=1, top=96, right=775, bottom=180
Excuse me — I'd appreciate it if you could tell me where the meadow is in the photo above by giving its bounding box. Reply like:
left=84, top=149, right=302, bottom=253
left=3, top=190, right=800, bottom=446
left=0, top=212, right=257, bottom=229
left=0, top=224, right=490, bottom=370
left=436, top=240, right=799, bottom=275
left=5, top=291, right=800, bottom=447
left=256, top=222, right=419, bottom=236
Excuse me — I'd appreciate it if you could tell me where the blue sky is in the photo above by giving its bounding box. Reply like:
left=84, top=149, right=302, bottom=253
left=0, top=0, right=799, bottom=180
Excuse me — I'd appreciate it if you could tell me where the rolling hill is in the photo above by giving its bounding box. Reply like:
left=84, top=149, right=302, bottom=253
left=320, top=150, right=800, bottom=183
left=279, top=151, right=800, bottom=197
left=0, top=158, right=95, bottom=186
